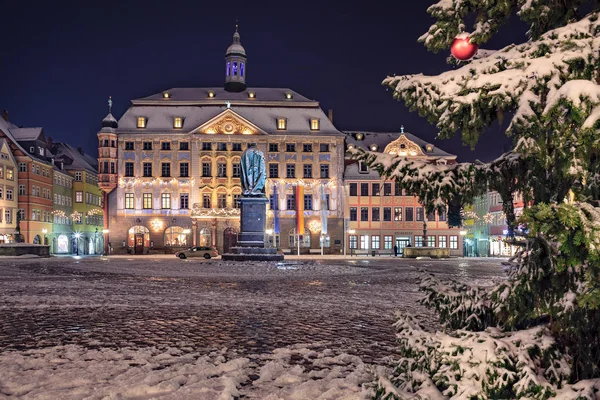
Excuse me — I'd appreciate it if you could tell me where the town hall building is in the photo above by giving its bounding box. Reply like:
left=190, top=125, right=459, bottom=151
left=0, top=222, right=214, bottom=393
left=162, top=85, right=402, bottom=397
left=98, top=28, right=346, bottom=254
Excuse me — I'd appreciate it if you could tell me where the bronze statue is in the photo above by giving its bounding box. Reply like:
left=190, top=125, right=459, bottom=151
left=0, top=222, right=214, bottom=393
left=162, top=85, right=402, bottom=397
left=240, top=143, right=266, bottom=196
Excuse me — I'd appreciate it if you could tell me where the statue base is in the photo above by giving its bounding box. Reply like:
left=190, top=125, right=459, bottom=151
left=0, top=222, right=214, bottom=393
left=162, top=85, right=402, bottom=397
left=222, top=196, right=284, bottom=262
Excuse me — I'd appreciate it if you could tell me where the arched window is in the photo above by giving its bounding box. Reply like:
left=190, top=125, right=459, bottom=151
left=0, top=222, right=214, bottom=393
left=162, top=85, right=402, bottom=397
left=33, top=235, right=41, bottom=244
left=128, top=225, right=150, bottom=247
left=199, top=228, right=211, bottom=247
left=289, top=227, right=310, bottom=248
left=226, top=61, right=230, bottom=76
left=240, top=63, right=244, bottom=77
left=233, top=62, right=238, bottom=75
left=164, top=226, right=191, bottom=247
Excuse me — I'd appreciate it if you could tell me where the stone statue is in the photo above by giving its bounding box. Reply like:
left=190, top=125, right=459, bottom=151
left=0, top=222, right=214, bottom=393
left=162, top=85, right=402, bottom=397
left=240, top=143, right=266, bottom=196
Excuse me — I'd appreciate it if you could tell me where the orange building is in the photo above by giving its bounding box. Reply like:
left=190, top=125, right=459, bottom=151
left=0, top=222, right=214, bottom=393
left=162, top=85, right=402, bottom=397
left=344, top=130, right=463, bottom=256
left=0, top=115, right=54, bottom=244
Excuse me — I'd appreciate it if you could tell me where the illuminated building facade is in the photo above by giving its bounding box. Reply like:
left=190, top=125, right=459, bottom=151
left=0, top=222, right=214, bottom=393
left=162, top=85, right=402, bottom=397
left=99, top=29, right=346, bottom=254
left=344, top=130, right=464, bottom=256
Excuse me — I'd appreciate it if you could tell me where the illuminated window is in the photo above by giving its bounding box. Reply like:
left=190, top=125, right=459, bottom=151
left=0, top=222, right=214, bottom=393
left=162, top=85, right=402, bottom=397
left=143, top=193, right=152, bottom=209
left=285, top=92, right=292, bottom=99
left=371, top=235, right=380, bottom=249
left=137, top=117, right=146, bottom=128
left=310, top=118, right=320, bottom=130
left=394, top=207, right=402, bottom=221
left=163, top=92, right=170, bottom=98
left=174, top=117, right=182, bottom=128
left=277, top=118, right=287, bottom=130
left=450, top=235, right=458, bottom=249
left=6, top=168, right=13, bottom=180
left=125, top=193, right=134, bottom=209
left=161, top=193, right=171, bottom=209
left=248, top=91, right=255, bottom=98
left=76, top=191, right=83, bottom=203
left=208, top=90, right=215, bottom=98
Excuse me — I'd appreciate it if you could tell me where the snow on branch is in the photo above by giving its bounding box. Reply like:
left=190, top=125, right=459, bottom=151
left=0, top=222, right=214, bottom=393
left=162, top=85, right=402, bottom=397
left=386, top=12, right=600, bottom=149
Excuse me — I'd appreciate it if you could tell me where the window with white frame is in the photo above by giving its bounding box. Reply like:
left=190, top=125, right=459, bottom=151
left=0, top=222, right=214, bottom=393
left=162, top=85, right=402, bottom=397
left=360, top=235, right=369, bottom=249
left=438, top=236, right=447, bottom=248
left=371, top=235, right=380, bottom=249
left=450, top=235, right=458, bottom=249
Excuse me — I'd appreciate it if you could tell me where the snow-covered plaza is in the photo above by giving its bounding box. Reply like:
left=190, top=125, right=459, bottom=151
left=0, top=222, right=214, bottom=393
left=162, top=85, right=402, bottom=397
left=0, top=256, right=506, bottom=399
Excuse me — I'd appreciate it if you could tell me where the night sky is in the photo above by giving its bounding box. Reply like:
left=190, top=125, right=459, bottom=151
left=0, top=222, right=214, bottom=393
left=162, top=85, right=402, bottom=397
left=0, top=0, right=525, bottom=162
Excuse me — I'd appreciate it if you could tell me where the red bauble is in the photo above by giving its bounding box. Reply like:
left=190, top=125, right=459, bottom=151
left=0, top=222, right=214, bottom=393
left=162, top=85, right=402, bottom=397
left=450, top=37, right=478, bottom=61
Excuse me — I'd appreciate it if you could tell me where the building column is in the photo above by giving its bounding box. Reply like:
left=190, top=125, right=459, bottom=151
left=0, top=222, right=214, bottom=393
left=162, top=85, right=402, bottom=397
left=192, top=220, right=197, bottom=246
left=211, top=218, right=217, bottom=247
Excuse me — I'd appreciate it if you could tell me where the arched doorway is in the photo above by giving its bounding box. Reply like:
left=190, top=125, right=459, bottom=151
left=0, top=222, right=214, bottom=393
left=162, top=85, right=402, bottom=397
left=198, top=228, right=211, bottom=247
left=33, top=235, right=41, bottom=244
left=128, top=226, right=150, bottom=255
left=57, top=235, right=69, bottom=253
left=88, top=238, right=94, bottom=255
left=223, top=228, right=237, bottom=254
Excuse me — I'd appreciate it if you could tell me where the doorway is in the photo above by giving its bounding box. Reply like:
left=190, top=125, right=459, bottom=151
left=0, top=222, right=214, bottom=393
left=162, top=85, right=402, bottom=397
left=223, top=228, right=237, bottom=254
left=134, top=233, right=144, bottom=254
left=395, top=237, right=411, bottom=255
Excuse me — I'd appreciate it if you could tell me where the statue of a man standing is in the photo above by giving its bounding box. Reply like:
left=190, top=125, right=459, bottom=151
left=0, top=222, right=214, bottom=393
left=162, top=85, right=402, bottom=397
left=240, top=143, right=266, bottom=196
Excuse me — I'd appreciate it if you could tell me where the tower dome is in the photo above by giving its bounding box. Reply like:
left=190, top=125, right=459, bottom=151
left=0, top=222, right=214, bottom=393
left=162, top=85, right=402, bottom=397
left=224, top=25, right=247, bottom=92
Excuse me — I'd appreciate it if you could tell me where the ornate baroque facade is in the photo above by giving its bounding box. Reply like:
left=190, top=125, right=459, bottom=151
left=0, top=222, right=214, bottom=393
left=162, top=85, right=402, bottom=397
left=99, top=29, right=345, bottom=254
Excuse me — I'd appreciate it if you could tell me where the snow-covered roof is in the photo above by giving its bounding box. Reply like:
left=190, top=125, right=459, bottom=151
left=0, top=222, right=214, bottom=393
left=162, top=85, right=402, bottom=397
left=134, top=87, right=315, bottom=104
left=0, top=118, right=53, bottom=165
left=116, top=105, right=343, bottom=136
left=9, top=127, right=44, bottom=141
left=345, top=131, right=456, bottom=158
left=53, top=142, right=98, bottom=174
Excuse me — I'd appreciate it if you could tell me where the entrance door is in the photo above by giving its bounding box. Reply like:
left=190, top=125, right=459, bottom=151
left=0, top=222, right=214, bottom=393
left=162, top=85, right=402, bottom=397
left=396, top=237, right=411, bottom=255
left=223, top=228, right=237, bottom=254
left=134, top=234, right=144, bottom=255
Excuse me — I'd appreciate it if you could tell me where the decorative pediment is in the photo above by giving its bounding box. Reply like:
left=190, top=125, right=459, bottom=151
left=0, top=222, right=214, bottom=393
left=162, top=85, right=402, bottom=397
left=383, top=134, right=424, bottom=156
left=193, top=110, right=264, bottom=135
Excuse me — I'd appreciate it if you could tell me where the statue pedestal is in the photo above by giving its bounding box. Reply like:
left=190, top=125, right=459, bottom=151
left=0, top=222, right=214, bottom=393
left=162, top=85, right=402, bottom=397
left=222, top=196, right=284, bottom=262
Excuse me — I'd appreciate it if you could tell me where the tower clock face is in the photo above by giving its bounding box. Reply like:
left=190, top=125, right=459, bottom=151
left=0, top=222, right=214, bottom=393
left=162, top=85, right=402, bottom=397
left=223, top=122, right=235, bottom=133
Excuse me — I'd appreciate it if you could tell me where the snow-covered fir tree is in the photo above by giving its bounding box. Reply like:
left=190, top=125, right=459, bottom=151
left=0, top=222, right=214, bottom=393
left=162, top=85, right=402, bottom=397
left=352, top=1, right=600, bottom=398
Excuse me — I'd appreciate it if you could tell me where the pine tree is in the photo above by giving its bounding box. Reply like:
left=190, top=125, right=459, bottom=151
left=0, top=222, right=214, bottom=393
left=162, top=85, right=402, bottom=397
left=354, top=1, right=600, bottom=398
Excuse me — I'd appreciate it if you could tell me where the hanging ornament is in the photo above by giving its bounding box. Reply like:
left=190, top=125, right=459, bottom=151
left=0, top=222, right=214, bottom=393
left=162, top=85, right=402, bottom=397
left=450, top=34, right=478, bottom=61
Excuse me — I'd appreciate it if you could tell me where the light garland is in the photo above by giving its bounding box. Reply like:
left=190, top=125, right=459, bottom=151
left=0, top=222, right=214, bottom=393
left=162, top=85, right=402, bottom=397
left=191, top=207, right=241, bottom=218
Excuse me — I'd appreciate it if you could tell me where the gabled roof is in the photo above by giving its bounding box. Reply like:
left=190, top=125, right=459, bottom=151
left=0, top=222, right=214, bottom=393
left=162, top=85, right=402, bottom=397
left=0, top=138, right=18, bottom=167
left=345, top=131, right=456, bottom=158
left=117, top=106, right=343, bottom=136
left=52, top=142, right=98, bottom=174
left=9, top=127, right=44, bottom=141
left=0, top=117, right=53, bottom=165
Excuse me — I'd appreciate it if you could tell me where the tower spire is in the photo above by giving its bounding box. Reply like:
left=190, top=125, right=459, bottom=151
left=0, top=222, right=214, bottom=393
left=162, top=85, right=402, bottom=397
left=224, top=24, right=247, bottom=92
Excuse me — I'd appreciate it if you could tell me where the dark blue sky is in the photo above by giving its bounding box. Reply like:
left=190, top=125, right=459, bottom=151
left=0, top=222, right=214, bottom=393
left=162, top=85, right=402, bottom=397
left=0, top=0, right=523, bottom=161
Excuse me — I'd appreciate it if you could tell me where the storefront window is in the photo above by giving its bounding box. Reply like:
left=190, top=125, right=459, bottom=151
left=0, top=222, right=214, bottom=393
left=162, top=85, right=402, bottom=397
left=164, top=226, right=191, bottom=247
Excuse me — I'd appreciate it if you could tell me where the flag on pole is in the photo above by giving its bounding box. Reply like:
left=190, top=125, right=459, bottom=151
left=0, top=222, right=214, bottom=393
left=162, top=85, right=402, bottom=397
left=296, top=185, right=304, bottom=235
left=273, top=184, right=280, bottom=234
left=320, top=184, right=328, bottom=235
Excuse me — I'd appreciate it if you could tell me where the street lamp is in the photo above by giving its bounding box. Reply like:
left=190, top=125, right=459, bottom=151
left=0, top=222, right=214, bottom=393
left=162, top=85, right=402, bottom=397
left=74, top=232, right=81, bottom=256
left=460, top=230, right=467, bottom=257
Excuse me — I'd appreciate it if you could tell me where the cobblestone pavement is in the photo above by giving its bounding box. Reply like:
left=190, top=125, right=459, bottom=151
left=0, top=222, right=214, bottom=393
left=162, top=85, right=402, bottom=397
left=0, top=256, right=507, bottom=365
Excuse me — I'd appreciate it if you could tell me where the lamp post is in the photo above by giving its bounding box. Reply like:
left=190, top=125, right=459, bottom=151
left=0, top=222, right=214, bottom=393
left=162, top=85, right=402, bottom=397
left=103, top=229, right=109, bottom=255
left=74, top=232, right=81, bottom=256
left=460, top=230, right=467, bottom=257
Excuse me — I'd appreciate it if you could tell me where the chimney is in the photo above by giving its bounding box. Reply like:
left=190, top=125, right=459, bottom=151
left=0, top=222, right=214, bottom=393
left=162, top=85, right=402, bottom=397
left=327, top=109, right=333, bottom=123
left=77, top=147, right=84, bottom=155
left=1, top=109, right=8, bottom=122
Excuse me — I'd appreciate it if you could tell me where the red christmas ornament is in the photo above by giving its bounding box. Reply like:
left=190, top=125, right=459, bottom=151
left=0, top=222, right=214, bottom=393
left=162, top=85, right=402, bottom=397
left=450, top=36, right=478, bottom=61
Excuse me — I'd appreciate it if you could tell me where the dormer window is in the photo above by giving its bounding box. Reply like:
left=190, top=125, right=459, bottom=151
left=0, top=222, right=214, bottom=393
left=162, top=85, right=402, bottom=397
left=277, top=118, right=287, bottom=130
left=356, top=133, right=364, bottom=141
left=370, top=144, right=378, bottom=151
left=310, top=118, right=320, bottom=131
left=174, top=117, right=183, bottom=129
left=208, top=91, right=215, bottom=98
left=29, top=146, right=34, bottom=153
left=137, top=117, right=146, bottom=128
left=426, top=144, right=434, bottom=152
left=163, top=92, right=170, bottom=98
left=359, top=161, right=369, bottom=173
left=248, top=91, right=255, bottom=98
left=285, top=92, right=293, bottom=99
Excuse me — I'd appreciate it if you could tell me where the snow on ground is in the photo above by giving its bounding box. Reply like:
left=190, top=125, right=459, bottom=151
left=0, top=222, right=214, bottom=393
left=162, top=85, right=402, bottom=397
left=0, top=343, right=373, bottom=399
left=0, top=256, right=507, bottom=399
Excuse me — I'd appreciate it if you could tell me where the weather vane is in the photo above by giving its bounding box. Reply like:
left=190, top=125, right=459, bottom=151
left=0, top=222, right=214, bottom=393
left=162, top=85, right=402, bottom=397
left=108, top=96, right=113, bottom=113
